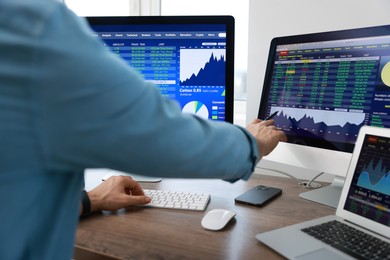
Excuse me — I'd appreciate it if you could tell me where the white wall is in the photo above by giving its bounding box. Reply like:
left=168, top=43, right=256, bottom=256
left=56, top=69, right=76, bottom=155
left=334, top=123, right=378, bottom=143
left=65, top=0, right=160, bottom=16
left=246, top=0, right=390, bottom=123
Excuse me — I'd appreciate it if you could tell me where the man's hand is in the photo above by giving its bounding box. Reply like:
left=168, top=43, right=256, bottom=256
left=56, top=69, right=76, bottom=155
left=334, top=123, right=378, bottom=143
left=246, top=119, right=287, bottom=159
left=87, top=175, right=151, bottom=212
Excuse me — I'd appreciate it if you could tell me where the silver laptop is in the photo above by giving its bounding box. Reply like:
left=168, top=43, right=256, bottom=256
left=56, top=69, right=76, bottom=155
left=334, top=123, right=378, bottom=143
left=256, top=125, right=390, bottom=260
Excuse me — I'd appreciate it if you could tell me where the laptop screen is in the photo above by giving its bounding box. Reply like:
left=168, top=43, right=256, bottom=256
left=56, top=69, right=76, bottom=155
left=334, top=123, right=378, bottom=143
left=343, top=133, right=390, bottom=227
left=86, top=16, right=235, bottom=123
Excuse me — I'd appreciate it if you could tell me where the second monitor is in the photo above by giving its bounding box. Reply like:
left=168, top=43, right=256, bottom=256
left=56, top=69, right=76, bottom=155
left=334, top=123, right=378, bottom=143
left=257, top=24, right=390, bottom=207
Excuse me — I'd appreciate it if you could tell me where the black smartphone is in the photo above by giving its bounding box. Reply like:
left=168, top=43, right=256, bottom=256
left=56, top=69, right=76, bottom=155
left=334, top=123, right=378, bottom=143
left=234, top=185, right=282, bottom=207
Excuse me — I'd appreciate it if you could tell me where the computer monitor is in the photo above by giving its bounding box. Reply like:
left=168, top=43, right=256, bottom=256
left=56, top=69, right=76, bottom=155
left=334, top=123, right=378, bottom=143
left=86, top=15, right=235, bottom=123
left=83, top=16, right=234, bottom=182
left=257, top=24, right=390, bottom=208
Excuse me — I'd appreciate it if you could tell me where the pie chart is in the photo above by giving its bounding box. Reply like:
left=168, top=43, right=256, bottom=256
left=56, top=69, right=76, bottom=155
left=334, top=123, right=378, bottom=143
left=182, top=101, right=209, bottom=119
left=381, top=62, right=390, bottom=87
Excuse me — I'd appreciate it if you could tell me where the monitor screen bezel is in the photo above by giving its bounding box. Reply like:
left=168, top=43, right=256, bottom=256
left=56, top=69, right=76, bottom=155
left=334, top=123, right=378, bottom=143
left=258, top=24, right=390, bottom=153
left=86, top=15, right=235, bottom=123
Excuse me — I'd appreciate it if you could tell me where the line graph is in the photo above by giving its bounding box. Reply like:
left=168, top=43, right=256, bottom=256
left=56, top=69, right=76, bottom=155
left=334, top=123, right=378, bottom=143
left=270, top=107, right=365, bottom=127
left=180, top=49, right=226, bottom=86
left=355, top=134, right=390, bottom=196
left=357, top=159, right=390, bottom=195
left=270, top=106, right=365, bottom=143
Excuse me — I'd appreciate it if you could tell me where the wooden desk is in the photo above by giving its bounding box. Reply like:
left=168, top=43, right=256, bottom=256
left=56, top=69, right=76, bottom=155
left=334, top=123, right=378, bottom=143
left=75, top=174, right=335, bottom=259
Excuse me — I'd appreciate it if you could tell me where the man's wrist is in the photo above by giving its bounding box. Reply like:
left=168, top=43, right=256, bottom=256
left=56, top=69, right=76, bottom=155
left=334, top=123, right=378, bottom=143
left=80, top=190, right=91, bottom=218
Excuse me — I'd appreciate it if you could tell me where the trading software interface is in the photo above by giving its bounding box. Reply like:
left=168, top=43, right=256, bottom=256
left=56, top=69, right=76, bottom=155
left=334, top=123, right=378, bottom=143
left=344, top=134, right=390, bottom=227
left=89, top=23, right=228, bottom=121
left=263, top=35, right=390, bottom=152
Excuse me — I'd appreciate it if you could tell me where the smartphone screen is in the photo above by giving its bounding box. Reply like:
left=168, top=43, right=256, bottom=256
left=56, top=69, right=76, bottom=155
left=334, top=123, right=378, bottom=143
left=234, top=185, right=282, bottom=207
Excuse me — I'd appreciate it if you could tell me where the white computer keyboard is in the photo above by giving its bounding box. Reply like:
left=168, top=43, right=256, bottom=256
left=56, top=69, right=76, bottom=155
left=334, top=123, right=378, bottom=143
left=143, top=189, right=210, bottom=211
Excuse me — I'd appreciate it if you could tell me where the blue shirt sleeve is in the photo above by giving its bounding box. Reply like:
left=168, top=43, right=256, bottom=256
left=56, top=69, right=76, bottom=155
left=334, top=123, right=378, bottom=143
left=34, top=6, right=259, bottom=182
left=0, top=2, right=261, bottom=259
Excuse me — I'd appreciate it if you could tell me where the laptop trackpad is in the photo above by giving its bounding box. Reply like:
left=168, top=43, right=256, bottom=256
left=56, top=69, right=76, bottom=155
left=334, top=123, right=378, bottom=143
left=296, top=248, right=350, bottom=260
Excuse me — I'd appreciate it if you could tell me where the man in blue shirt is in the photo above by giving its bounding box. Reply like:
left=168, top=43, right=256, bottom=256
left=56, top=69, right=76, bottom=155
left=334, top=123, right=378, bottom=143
left=0, top=0, right=286, bottom=259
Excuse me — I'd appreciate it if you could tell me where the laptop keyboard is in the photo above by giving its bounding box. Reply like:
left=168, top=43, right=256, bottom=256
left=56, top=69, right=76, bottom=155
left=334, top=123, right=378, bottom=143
left=143, top=189, right=210, bottom=211
left=301, top=220, right=390, bottom=260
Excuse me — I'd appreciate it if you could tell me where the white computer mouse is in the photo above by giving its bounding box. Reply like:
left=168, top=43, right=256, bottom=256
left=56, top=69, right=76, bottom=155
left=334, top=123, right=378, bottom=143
left=201, top=209, right=236, bottom=231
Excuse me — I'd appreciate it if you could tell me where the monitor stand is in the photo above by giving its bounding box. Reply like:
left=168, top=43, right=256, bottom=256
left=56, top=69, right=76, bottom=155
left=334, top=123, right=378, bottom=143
left=299, top=175, right=345, bottom=208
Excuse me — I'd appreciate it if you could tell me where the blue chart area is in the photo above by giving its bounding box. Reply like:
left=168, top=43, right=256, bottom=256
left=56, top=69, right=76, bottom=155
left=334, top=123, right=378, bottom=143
left=180, top=49, right=226, bottom=86
left=270, top=107, right=365, bottom=143
left=357, top=159, right=390, bottom=195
